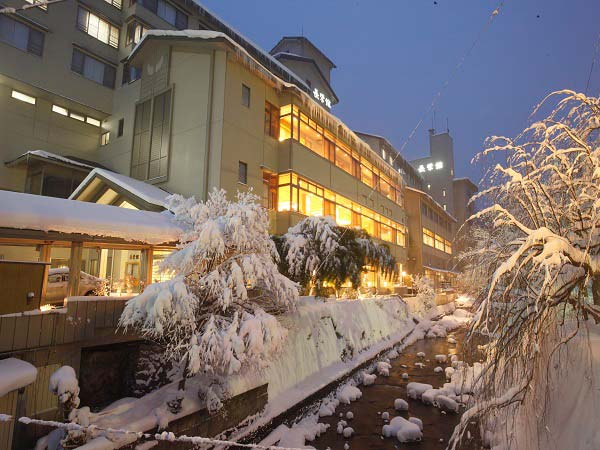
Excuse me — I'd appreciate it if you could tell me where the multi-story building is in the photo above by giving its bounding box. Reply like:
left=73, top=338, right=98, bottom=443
left=409, top=128, right=478, bottom=232
left=404, top=187, right=456, bottom=289
left=0, top=2, right=409, bottom=289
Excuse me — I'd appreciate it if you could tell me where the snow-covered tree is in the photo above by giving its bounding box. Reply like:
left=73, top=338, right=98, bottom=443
left=120, top=189, right=298, bottom=404
left=450, top=90, right=600, bottom=448
left=278, top=216, right=396, bottom=296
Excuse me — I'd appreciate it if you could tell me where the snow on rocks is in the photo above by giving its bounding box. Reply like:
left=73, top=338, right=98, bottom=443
left=416, top=351, right=426, bottom=358
left=343, top=427, right=354, bottom=438
left=387, top=349, right=399, bottom=359
left=455, top=295, right=474, bottom=308
left=338, top=385, right=362, bottom=404
left=394, top=398, right=409, bottom=411
left=415, top=362, right=425, bottom=369
left=362, top=372, right=377, bottom=386
left=376, top=361, right=391, bottom=376
left=434, top=366, right=443, bottom=373
left=336, top=420, right=347, bottom=434
left=435, top=354, right=448, bottom=363
left=401, top=372, right=409, bottom=380
left=447, top=337, right=457, bottom=345
left=346, top=411, right=354, bottom=420
left=445, top=366, right=455, bottom=380
left=318, top=399, right=339, bottom=417
left=260, top=414, right=328, bottom=448
left=421, top=388, right=441, bottom=405
left=382, top=416, right=423, bottom=442
left=435, top=395, right=460, bottom=413
left=381, top=411, right=390, bottom=420
left=343, top=443, right=350, bottom=450
left=407, top=382, right=433, bottom=400
left=409, top=417, right=423, bottom=430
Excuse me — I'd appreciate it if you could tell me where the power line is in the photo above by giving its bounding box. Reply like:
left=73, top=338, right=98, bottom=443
left=1, top=414, right=306, bottom=450
left=311, top=2, right=505, bottom=280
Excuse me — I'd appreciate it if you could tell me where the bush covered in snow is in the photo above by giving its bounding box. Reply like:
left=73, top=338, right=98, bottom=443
left=120, top=189, right=298, bottom=406
left=275, top=216, right=396, bottom=296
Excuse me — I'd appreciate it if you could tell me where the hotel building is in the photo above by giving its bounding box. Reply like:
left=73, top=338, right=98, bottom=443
left=0, top=0, right=410, bottom=290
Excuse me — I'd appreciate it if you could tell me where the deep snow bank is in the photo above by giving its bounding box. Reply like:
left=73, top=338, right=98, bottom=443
left=490, top=321, right=600, bottom=450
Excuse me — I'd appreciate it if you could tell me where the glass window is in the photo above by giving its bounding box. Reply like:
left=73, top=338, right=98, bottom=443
left=80, top=248, right=143, bottom=296
left=336, top=205, right=352, bottom=226
left=264, top=101, right=279, bottom=138
left=277, top=185, right=291, bottom=211
left=423, top=228, right=435, bottom=247
left=137, top=0, right=187, bottom=28
left=0, top=244, right=40, bottom=262
left=25, top=0, right=47, bottom=10
left=361, top=165, right=374, bottom=187
left=380, top=223, right=393, bottom=242
left=71, top=48, right=116, bottom=88
left=126, top=21, right=148, bottom=45
left=335, top=146, right=353, bottom=174
left=362, top=216, right=376, bottom=237
left=242, top=84, right=250, bottom=107
left=396, top=229, right=406, bottom=247
left=0, top=15, right=44, bottom=56
left=298, top=118, right=324, bottom=157
left=279, top=113, right=292, bottom=141
left=435, top=236, right=445, bottom=251
left=151, top=249, right=175, bottom=283
left=299, top=190, right=323, bottom=216
left=238, top=161, right=248, bottom=184
left=77, top=8, right=119, bottom=48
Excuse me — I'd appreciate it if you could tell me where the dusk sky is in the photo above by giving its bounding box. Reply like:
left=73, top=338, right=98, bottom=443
left=200, top=0, right=600, bottom=182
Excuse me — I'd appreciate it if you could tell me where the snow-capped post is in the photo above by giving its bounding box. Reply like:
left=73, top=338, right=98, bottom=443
left=119, top=189, right=298, bottom=413
left=279, top=215, right=396, bottom=297
left=449, top=90, right=600, bottom=449
left=49, top=366, right=80, bottom=421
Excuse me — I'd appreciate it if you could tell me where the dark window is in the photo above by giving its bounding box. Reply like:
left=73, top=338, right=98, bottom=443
left=241, top=84, right=250, bottom=108
left=264, top=101, right=279, bottom=138
left=122, top=63, right=142, bottom=84
left=131, top=90, right=172, bottom=181
left=0, top=16, right=44, bottom=56
left=238, top=161, right=248, bottom=184
left=118, top=118, right=124, bottom=137
left=134, top=0, right=188, bottom=29
left=71, top=48, right=116, bottom=88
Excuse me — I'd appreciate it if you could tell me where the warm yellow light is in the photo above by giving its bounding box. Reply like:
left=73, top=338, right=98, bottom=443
left=40, top=304, right=52, bottom=312
left=401, top=271, right=407, bottom=277
left=12, top=90, right=36, bottom=105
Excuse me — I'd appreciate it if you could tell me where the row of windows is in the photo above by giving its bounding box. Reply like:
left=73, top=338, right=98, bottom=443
left=0, top=15, right=44, bottom=56
left=276, top=104, right=404, bottom=207
left=77, top=7, right=119, bottom=48
left=132, top=0, right=188, bottom=29
left=276, top=172, right=407, bottom=246
left=10, top=89, right=103, bottom=127
left=422, top=228, right=452, bottom=254
left=421, top=202, right=452, bottom=232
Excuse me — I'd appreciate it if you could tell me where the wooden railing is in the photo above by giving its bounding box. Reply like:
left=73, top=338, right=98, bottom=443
left=0, top=296, right=135, bottom=354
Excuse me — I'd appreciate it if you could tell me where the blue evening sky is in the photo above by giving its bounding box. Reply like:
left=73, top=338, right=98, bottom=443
left=200, top=0, right=600, bottom=182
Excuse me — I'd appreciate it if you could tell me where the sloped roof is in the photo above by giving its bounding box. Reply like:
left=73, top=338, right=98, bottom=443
left=69, top=168, right=172, bottom=210
left=5, top=150, right=108, bottom=171
left=270, top=36, right=337, bottom=68
left=0, top=190, right=181, bottom=245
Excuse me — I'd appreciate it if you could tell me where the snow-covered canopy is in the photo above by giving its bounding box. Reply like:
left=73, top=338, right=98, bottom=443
left=0, top=358, right=37, bottom=397
left=0, top=190, right=182, bottom=245
left=5, top=150, right=99, bottom=170
left=69, top=168, right=172, bottom=210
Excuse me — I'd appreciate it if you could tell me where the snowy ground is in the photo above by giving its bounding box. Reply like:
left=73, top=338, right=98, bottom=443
left=251, top=302, right=474, bottom=449
left=57, top=295, right=466, bottom=449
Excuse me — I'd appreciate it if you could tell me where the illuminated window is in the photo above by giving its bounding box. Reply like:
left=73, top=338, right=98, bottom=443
left=11, top=90, right=36, bottom=105
left=264, top=101, right=279, bottom=138
left=86, top=117, right=101, bottom=127
left=25, top=0, right=47, bottom=10
left=360, top=165, right=374, bottom=187
left=335, top=146, right=353, bottom=174
left=443, top=204, right=447, bottom=211
left=52, top=105, right=68, bottom=116
left=442, top=189, right=446, bottom=197
left=77, top=8, right=119, bottom=48
left=423, top=228, right=435, bottom=247
left=298, top=115, right=324, bottom=156
left=126, top=21, right=148, bottom=45
left=279, top=113, right=292, bottom=141
left=435, top=236, right=445, bottom=251
left=396, top=229, right=406, bottom=246
left=119, top=201, right=138, bottom=209
left=382, top=149, right=386, bottom=160
left=444, top=240, right=452, bottom=254
left=101, top=132, right=110, bottom=146
left=362, top=216, right=376, bottom=237
left=70, top=112, right=85, bottom=122
left=277, top=184, right=291, bottom=211
left=336, top=205, right=352, bottom=226
left=299, top=190, right=323, bottom=216
left=427, top=184, right=431, bottom=190
left=380, top=224, right=393, bottom=242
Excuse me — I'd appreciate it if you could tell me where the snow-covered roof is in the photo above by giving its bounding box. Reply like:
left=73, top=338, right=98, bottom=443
left=5, top=150, right=100, bottom=170
left=0, top=190, right=181, bottom=245
left=423, top=265, right=459, bottom=275
left=69, top=168, right=172, bottom=210
left=0, top=358, right=37, bottom=397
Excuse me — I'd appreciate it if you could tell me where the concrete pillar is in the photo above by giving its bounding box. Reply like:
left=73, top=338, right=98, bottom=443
left=67, top=242, right=83, bottom=298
